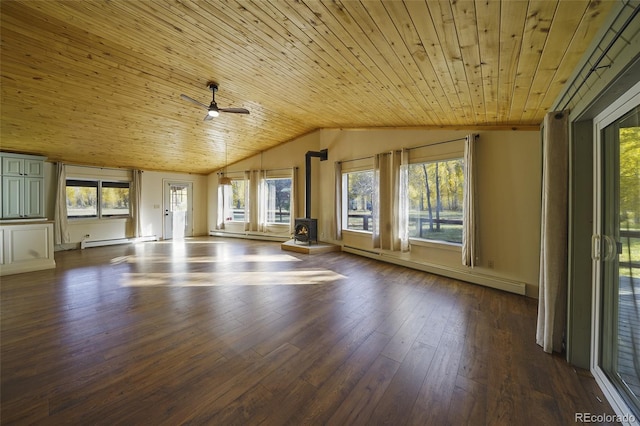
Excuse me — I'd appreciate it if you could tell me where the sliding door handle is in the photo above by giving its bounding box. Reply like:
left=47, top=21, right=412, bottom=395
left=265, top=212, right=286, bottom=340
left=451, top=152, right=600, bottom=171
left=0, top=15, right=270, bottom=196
left=602, top=234, right=618, bottom=262
left=593, top=234, right=618, bottom=261
left=592, top=234, right=601, bottom=260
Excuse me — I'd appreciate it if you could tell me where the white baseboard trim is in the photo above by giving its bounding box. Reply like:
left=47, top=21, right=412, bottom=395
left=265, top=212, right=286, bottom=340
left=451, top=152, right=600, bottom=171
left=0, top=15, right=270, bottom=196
left=0, top=258, right=56, bottom=276
left=80, top=235, right=158, bottom=249
left=343, top=245, right=527, bottom=296
left=209, top=230, right=289, bottom=243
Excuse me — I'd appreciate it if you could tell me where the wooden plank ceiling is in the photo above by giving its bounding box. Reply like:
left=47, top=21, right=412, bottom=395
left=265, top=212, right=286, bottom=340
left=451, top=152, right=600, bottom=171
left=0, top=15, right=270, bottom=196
left=1, top=0, right=614, bottom=174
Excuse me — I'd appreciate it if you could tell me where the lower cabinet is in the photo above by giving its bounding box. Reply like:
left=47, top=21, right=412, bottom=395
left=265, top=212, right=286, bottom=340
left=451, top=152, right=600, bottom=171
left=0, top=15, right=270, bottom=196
left=0, top=221, right=55, bottom=276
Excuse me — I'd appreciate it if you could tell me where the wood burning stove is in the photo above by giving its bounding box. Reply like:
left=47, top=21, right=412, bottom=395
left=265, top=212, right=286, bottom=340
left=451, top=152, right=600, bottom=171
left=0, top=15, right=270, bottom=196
left=294, top=218, right=317, bottom=245
left=292, top=149, right=327, bottom=246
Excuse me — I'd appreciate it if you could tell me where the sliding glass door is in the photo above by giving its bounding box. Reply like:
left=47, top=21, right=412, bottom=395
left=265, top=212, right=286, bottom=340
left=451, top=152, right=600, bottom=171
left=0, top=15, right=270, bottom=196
left=593, top=84, right=639, bottom=419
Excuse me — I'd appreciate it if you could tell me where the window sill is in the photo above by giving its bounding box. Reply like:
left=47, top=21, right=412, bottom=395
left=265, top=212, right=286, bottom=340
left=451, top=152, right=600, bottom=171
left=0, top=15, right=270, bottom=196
left=68, top=217, right=130, bottom=223
left=409, top=238, right=461, bottom=251
left=342, top=229, right=372, bottom=236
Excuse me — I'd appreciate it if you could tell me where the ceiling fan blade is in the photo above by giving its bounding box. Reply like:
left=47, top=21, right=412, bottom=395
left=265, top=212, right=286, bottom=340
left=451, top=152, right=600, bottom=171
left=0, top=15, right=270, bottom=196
left=181, top=94, right=209, bottom=109
left=203, top=113, right=214, bottom=121
left=219, top=107, right=250, bottom=114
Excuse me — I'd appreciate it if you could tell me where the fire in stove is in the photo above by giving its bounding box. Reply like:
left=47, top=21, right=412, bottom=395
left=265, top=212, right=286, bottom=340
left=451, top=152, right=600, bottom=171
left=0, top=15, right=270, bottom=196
left=294, top=218, right=317, bottom=245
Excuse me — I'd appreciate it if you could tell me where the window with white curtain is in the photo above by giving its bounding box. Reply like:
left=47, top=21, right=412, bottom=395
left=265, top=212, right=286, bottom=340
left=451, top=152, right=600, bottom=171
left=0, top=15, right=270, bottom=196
left=265, top=177, right=292, bottom=224
left=343, top=170, right=374, bottom=232
left=407, top=157, right=464, bottom=244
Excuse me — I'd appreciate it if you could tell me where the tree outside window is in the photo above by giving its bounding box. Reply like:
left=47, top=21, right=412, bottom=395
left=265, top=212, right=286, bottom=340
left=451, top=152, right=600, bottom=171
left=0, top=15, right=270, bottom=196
left=228, top=179, right=247, bottom=222
left=66, top=179, right=129, bottom=218
left=407, top=158, right=464, bottom=243
left=265, top=178, right=291, bottom=224
left=344, top=170, right=373, bottom=231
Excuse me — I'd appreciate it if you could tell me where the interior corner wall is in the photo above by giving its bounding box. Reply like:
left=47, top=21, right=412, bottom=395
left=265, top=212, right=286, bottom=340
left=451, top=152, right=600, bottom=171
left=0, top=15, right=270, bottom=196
left=207, top=131, right=321, bottom=234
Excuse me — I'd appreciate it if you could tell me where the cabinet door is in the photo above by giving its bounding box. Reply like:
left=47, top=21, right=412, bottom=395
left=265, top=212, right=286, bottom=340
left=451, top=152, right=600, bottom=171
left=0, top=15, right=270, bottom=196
left=24, top=160, right=44, bottom=177
left=24, top=178, right=44, bottom=218
left=2, top=176, right=23, bottom=218
left=2, top=157, right=24, bottom=176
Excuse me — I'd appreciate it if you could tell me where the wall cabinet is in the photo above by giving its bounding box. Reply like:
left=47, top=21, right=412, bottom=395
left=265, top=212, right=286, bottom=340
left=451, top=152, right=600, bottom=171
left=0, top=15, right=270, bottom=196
left=1, top=153, right=46, bottom=219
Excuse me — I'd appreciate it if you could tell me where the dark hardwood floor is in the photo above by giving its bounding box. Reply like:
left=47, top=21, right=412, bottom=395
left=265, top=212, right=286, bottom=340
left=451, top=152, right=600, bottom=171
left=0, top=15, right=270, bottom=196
left=1, top=237, right=616, bottom=425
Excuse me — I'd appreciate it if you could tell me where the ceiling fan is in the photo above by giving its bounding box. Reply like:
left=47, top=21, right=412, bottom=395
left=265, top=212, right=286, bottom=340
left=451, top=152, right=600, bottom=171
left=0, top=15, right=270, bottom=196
left=180, top=83, right=249, bottom=120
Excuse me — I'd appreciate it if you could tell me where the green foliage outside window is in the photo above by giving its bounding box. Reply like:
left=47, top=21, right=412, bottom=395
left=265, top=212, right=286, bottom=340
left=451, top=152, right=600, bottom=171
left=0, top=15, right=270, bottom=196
left=408, top=158, right=464, bottom=243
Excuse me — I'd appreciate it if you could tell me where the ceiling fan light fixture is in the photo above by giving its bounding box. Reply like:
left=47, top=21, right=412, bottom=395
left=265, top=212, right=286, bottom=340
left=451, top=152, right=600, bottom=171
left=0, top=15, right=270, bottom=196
left=208, top=109, right=219, bottom=117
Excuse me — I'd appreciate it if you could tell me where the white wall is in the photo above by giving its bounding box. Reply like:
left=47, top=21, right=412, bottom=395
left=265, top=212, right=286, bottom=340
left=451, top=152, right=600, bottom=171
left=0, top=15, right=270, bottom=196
left=44, top=163, right=209, bottom=246
left=141, top=171, right=209, bottom=239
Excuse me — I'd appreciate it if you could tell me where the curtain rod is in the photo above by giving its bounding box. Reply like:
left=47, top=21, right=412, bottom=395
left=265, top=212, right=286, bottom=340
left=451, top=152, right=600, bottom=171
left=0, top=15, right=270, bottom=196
left=559, top=2, right=639, bottom=111
left=217, top=166, right=297, bottom=175
left=408, top=137, right=467, bottom=151
left=63, top=163, right=136, bottom=172
left=337, top=136, right=467, bottom=164
left=338, top=155, right=375, bottom=164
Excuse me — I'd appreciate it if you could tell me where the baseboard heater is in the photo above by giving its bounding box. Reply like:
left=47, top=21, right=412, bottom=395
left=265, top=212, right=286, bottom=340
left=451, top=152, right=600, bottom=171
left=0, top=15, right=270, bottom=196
left=209, top=230, right=289, bottom=243
left=342, top=245, right=526, bottom=296
left=80, top=235, right=158, bottom=249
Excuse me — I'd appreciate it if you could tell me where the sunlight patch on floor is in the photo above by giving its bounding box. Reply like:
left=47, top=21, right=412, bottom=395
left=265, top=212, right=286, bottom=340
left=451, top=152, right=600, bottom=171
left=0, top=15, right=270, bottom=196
left=111, top=254, right=301, bottom=265
left=119, top=270, right=346, bottom=287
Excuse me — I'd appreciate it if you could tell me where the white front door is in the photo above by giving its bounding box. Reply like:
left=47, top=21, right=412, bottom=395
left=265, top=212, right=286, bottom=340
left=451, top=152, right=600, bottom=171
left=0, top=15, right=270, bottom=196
left=163, top=181, right=193, bottom=240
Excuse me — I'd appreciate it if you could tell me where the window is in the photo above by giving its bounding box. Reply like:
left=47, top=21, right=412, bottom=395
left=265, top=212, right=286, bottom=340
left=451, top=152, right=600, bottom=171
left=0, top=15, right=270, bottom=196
left=344, top=170, right=374, bottom=231
left=407, top=158, right=464, bottom=243
left=66, top=179, right=130, bottom=219
left=66, top=180, right=98, bottom=218
left=221, top=179, right=248, bottom=222
left=265, top=178, right=291, bottom=224
left=101, top=181, right=130, bottom=217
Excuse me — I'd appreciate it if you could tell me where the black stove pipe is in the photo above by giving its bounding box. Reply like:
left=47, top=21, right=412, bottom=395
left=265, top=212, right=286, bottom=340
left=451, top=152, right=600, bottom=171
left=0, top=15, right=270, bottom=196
left=304, top=149, right=328, bottom=218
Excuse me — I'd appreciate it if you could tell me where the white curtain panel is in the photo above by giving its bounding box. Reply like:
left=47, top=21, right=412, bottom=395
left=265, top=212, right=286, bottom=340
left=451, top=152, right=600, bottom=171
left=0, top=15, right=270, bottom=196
left=53, top=162, right=70, bottom=244
left=373, top=151, right=406, bottom=251
left=398, top=149, right=410, bottom=252
left=536, top=111, right=569, bottom=354
left=244, top=171, right=251, bottom=231
left=334, top=161, right=342, bottom=240
left=462, top=134, right=479, bottom=267
left=289, top=167, right=298, bottom=236
left=216, top=185, right=225, bottom=230
left=371, top=153, right=382, bottom=248
left=130, top=169, right=143, bottom=238
left=257, top=170, right=268, bottom=233
left=248, top=170, right=261, bottom=232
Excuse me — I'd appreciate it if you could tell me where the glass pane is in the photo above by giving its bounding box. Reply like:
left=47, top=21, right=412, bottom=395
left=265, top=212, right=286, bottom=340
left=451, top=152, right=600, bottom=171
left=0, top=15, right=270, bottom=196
left=266, top=178, right=291, bottom=224
left=407, top=158, right=464, bottom=243
left=66, top=181, right=98, bottom=217
left=345, top=170, right=373, bottom=231
left=170, top=185, right=188, bottom=213
left=230, top=180, right=246, bottom=222
left=601, top=105, right=640, bottom=417
left=101, top=182, right=130, bottom=217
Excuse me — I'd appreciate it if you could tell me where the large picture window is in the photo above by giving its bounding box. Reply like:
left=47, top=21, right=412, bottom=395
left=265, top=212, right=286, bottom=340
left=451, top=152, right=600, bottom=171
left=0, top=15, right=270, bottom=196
left=265, top=177, right=291, bottom=224
left=344, top=170, right=374, bottom=231
left=407, top=158, right=464, bottom=243
left=66, top=179, right=130, bottom=219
